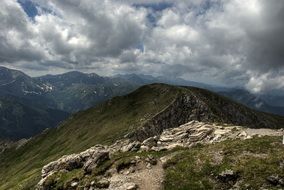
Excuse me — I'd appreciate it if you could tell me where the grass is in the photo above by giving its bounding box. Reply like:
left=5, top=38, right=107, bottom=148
left=0, top=84, right=179, bottom=189
left=0, top=83, right=283, bottom=189
left=164, top=136, right=284, bottom=190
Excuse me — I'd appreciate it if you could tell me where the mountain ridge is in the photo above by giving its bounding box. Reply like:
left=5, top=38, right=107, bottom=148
left=0, top=83, right=283, bottom=189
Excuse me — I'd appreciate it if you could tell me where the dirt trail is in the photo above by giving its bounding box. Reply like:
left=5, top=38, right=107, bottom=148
left=109, top=161, right=164, bottom=190
left=244, top=128, right=283, bottom=137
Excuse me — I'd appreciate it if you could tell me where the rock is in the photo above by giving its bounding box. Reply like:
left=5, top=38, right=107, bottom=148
left=145, top=155, right=157, bottom=165
left=217, top=169, right=239, bottom=182
left=121, top=142, right=141, bottom=152
left=142, top=136, right=157, bottom=147
left=279, top=160, right=284, bottom=169
left=83, top=150, right=110, bottom=173
left=146, top=163, right=152, bottom=169
left=165, top=143, right=183, bottom=150
left=140, top=145, right=149, bottom=151
left=41, top=146, right=110, bottom=178
left=90, top=181, right=95, bottom=186
left=95, top=178, right=110, bottom=188
left=159, top=136, right=174, bottom=142
left=266, top=175, right=284, bottom=186
left=125, top=182, right=138, bottom=190
left=71, top=181, right=78, bottom=187
left=41, top=154, right=83, bottom=178
left=37, top=171, right=55, bottom=188
left=238, top=131, right=247, bottom=137
left=151, top=146, right=168, bottom=152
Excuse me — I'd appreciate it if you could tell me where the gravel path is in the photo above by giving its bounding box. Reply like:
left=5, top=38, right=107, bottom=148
left=109, top=161, right=164, bottom=190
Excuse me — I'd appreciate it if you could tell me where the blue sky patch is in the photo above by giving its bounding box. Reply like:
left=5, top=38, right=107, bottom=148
left=17, top=0, right=38, bottom=19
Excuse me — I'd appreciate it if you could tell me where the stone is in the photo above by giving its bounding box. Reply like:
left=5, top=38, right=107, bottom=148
left=217, top=169, right=239, bottom=182
left=145, top=155, right=157, bottom=165
left=83, top=150, right=109, bottom=173
left=126, top=182, right=138, bottom=190
left=142, top=136, right=157, bottom=147
left=146, top=163, right=152, bottom=169
left=266, top=175, right=284, bottom=186
left=159, top=136, right=174, bottom=142
left=90, top=181, right=95, bottom=186
left=151, top=146, right=168, bottom=152
left=95, top=178, right=110, bottom=188
left=140, top=145, right=149, bottom=151
left=121, top=142, right=141, bottom=152
left=41, top=154, right=82, bottom=178
left=165, top=143, right=183, bottom=150
left=71, top=181, right=78, bottom=187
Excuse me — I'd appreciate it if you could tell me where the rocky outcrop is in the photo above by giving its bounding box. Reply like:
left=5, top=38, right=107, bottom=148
left=128, top=94, right=214, bottom=141
left=128, top=92, right=277, bottom=142
left=36, top=121, right=283, bottom=190
left=38, top=145, right=110, bottom=189
left=140, top=121, right=255, bottom=152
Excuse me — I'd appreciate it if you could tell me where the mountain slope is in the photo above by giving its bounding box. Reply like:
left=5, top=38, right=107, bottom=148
left=0, top=83, right=283, bottom=189
left=37, top=72, right=138, bottom=112
left=0, top=96, right=69, bottom=140
left=0, top=67, right=53, bottom=104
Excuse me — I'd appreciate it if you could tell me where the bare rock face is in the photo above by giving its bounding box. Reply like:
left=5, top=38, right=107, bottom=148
left=41, top=154, right=82, bottom=178
left=126, top=92, right=277, bottom=142
left=120, top=141, right=141, bottom=152
left=146, top=121, right=246, bottom=151
left=83, top=150, right=109, bottom=174
left=38, top=145, right=109, bottom=189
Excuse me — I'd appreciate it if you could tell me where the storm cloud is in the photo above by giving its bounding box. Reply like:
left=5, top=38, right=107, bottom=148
left=0, top=0, right=283, bottom=93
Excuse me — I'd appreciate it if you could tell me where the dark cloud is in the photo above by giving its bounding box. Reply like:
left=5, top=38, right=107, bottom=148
left=0, top=0, right=283, bottom=93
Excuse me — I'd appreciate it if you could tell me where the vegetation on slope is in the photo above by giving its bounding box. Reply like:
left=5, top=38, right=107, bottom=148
left=164, top=136, right=284, bottom=190
left=0, top=84, right=179, bottom=189
left=0, top=83, right=283, bottom=189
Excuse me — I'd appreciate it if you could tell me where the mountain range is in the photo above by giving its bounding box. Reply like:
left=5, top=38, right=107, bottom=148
left=0, top=66, right=283, bottom=141
left=0, top=83, right=283, bottom=189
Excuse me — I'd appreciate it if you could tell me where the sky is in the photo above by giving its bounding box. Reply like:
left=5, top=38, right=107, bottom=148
left=0, top=0, right=284, bottom=93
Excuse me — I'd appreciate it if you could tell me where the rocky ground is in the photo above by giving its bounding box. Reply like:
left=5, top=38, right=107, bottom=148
left=36, top=121, right=284, bottom=190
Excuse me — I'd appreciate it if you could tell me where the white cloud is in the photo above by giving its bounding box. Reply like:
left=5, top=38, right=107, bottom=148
left=0, top=0, right=283, bottom=93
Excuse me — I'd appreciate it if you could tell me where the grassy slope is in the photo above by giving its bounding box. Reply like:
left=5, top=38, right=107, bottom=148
left=164, top=136, right=284, bottom=190
left=0, top=84, right=283, bottom=189
left=0, top=84, right=179, bottom=189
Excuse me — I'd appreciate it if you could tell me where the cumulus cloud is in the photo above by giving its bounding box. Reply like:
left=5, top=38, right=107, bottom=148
left=0, top=0, right=283, bottom=93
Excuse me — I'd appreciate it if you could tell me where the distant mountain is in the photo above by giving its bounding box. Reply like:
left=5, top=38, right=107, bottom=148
left=0, top=96, right=68, bottom=140
left=0, top=67, right=56, bottom=108
left=1, top=83, right=283, bottom=189
left=220, top=89, right=284, bottom=116
left=36, top=71, right=138, bottom=112
left=0, top=67, right=138, bottom=113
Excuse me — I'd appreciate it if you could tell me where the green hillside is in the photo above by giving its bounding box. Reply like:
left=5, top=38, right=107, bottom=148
left=164, top=136, right=284, bottom=190
left=0, top=84, right=283, bottom=189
